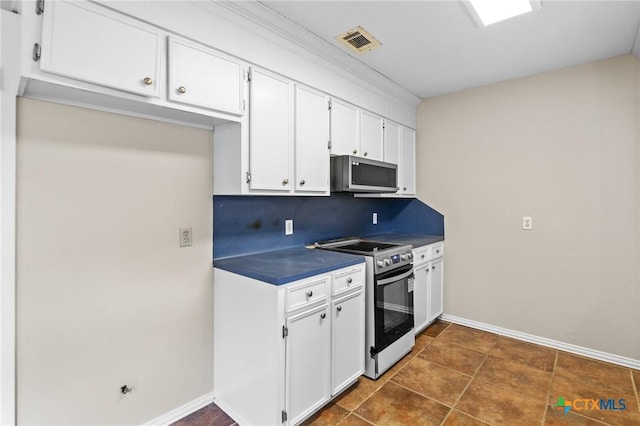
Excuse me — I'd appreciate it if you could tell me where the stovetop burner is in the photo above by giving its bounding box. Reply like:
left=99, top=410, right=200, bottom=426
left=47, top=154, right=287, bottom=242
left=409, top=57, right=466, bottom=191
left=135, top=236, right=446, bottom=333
left=333, top=241, right=398, bottom=253
left=315, top=238, right=414, bottom=273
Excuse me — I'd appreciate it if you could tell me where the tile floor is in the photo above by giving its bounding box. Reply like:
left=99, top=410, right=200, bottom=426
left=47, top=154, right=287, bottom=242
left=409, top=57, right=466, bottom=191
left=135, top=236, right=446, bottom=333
left=173, top=321, right=640, bottom=426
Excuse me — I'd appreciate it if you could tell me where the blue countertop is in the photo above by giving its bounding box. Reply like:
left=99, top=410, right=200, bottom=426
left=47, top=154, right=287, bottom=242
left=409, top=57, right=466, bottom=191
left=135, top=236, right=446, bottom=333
left=213, top=247, right=365, bottom=285
left=363, top=233, right=444, bottom=248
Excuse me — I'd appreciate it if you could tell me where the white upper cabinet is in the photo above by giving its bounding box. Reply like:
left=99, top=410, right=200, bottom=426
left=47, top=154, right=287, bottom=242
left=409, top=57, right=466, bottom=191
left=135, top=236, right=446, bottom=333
left=40, top=1, right=162, bottom=97
left=248, top=67, right=294, bottom=192
left=382, top=120, right=415, bottom=196
left=383, top=120, right=400, bottom=165
left=359, top=110, right=384, bottom=161
left=330, top=99, right=360, bottom=156
left=399, top=127, right=416, bottom=195
left=168, top=36, right=245, bottom=115
left=295, top=85, right=330, bottom=194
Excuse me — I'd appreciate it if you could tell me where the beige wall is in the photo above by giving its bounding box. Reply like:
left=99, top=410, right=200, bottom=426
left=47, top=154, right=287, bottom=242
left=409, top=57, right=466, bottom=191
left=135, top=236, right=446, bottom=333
left=417, top=54, right=640, bottom=360
left=16, top=98, right=214, bottom=424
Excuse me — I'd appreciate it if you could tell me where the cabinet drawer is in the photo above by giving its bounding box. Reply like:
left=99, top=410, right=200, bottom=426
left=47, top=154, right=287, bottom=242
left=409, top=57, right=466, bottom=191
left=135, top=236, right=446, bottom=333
left=332, top=267, right=364, bottom=296
left=413, top=246, right=430, bottom=264
left=286, top=277, right=329, bottom=312
left=430, top=243, right=444, bottom=259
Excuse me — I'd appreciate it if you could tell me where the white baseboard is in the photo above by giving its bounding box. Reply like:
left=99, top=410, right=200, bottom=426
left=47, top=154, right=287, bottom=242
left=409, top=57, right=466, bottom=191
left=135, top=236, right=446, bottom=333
left=440, top=314, right=640, bottom=370
left=143, top=391, right=215, bottom=426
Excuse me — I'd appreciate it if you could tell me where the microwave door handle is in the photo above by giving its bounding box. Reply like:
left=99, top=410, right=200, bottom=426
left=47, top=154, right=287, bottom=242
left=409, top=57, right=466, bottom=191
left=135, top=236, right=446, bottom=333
left=377, top=269, right=414, bottom=286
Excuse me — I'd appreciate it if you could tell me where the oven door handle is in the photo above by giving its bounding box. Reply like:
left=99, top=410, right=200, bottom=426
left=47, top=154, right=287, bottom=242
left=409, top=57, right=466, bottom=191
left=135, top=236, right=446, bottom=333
left=376, top=269, right=414, bottom=286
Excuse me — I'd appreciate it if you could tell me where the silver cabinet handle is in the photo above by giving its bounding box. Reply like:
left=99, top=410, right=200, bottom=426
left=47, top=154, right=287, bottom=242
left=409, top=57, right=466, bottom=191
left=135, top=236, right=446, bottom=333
left=363, top=152, right=368, bottom=157
left=421, top=254, right=425, bottom=259
left=432, top=266, right=435, bottom=270
left=178, top=86, right=186, bottom=94
left=346, top=277, right=352, bottom=284
left=283, top=178, right=289, bottom=185
left=352, top=149, right=357, bottom=155
left=300, top=179, right=305, bottom=186
left=320, top=313, right=326, bottom=319
left=306, top=290, right=313, bottom=297
left=143, top=77, right=153, bottom=85
left=336, top=306, right=342, bottom=312
left=403, top=187, right=407, bottom=191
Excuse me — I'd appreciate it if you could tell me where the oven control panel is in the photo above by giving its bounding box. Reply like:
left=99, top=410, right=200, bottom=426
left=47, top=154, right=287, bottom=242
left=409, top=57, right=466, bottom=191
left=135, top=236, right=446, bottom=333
left=374, top=246, right=413, bottom=274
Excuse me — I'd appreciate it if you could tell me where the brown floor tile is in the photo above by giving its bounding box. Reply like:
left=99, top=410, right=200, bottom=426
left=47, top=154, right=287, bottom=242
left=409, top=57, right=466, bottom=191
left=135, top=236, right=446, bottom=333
left=633, top=369, right=640, bottom=388
left=334, top=376, right=385, bottom=412
left=301, top=403, right=349, bottom=426
left=543, top=404, right=608, bottom=425
left=337, top=414, right=374, bottom=426
left=555, top=352, right=633, bottom=395
left=391, top=357, right=471, bottom=406
left=415, top=331, right=435, bottom=351
left=355, top=382, right=450, bottom=426
left=491, top=336, right=557, bottom=372
left=418, top=339, right=486, bottom=375
left=171, top=403, right=235, bottom=426
left=633, top=369, right=640, bottom=410
left=549, top=369, right=640, bottom=426
left=474, top=355, right=553, bottom=400
left=442, top=410, right=490, bottom=426
left=456, top=380, right=546, bottom=426
left=436, top=324, right=498, bottom=353
left=424, top=320, right=451, bottom=338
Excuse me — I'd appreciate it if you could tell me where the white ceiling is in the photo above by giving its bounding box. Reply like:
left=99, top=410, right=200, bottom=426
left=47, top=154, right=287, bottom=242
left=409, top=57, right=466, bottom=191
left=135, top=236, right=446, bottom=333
left=258, top=1, right=640, bottom=99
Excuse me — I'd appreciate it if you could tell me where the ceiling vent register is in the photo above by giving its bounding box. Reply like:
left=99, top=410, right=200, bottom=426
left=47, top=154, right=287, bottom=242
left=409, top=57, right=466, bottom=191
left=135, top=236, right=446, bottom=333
left=336, top=26, right=382, bottom=54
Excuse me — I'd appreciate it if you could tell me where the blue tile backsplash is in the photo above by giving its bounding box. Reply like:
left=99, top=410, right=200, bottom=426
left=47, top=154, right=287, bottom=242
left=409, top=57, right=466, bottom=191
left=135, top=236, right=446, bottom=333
left=213, top=194, right=444, bottom=259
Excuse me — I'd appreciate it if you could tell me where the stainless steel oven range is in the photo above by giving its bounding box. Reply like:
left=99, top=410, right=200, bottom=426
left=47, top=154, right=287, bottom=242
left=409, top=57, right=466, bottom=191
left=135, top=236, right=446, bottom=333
left=316, top=238, right=415, bottom=379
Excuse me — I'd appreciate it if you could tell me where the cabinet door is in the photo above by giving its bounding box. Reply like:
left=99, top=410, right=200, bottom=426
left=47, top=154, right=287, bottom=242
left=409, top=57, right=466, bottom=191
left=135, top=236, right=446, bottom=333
left=428, top=259, right=444, bottom=322
left=413, top=263, right=429, bottom=333
left=359, top=110, right=384, bottom=161
left=249, top=68, right=294, bottom=192
left=330, top=99, right=359, bottom=156
left=331, top=290, right=365, bottom=395
left=295, top=85, right=330, bottom=194
left=40, top=1, right=162, bottom=97
left=399, top=127, right=416, bottom=195
left=383, top=120, right=400, bottom=165
left=286, top=304, right=331, bottom=425
left=168, top=36, right=244, bottom=115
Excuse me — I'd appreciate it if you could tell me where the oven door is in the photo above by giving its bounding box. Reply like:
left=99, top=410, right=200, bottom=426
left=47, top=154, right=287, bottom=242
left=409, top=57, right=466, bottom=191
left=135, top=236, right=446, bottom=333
left=373, top=264, right=414, bottom=355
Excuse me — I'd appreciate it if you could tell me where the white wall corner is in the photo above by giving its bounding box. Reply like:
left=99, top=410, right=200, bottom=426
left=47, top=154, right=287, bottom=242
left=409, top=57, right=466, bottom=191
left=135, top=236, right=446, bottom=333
left=632, top=23, right=640, bottom=59
left=1, top=9, right=22, bottom=426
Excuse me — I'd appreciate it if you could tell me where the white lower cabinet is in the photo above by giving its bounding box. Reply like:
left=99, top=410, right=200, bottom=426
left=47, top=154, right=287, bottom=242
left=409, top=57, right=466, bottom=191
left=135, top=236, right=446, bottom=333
left=413, top=261, right=430, bottom=333
left=331, top=290, right=365, bottom=395
left=213, top=264, right=365, bottom=425
left=413, top=242, right=444, bottom=333
left=286, top=304, right=331, bottom=425
left=428, top=258, right=444, bottom=323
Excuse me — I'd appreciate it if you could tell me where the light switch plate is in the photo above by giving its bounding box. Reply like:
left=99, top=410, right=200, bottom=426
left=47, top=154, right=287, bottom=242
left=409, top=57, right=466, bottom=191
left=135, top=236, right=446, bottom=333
left=522, top=216, right=532, bottom=230
left=285, top=219, right=293, bottom=235
left=372, top=212, right=378, bottom=225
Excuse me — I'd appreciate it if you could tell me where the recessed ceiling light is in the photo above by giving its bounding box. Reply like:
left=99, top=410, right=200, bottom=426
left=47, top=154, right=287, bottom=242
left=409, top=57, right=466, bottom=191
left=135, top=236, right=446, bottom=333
left=467, top=0, right=542, bottom=26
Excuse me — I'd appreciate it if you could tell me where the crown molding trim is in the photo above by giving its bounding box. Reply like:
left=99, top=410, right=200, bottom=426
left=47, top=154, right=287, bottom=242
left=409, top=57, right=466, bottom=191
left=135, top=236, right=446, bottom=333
left=203, top=0, right=422, bottom=109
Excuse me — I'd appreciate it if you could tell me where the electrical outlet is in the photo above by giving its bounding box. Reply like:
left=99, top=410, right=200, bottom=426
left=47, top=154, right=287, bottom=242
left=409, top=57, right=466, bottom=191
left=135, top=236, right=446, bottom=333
left=522, top=216, right=532, bottom=230
left=180, top=227, right=192, bottom=247
left=372, top=212, right=378, bottom=225
left=285, top=219, right=293, bottom=235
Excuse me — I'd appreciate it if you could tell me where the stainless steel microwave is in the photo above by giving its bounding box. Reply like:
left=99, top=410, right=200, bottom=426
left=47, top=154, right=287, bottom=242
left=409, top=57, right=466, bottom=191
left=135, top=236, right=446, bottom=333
left=330, top=155, right=398, bottom=193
